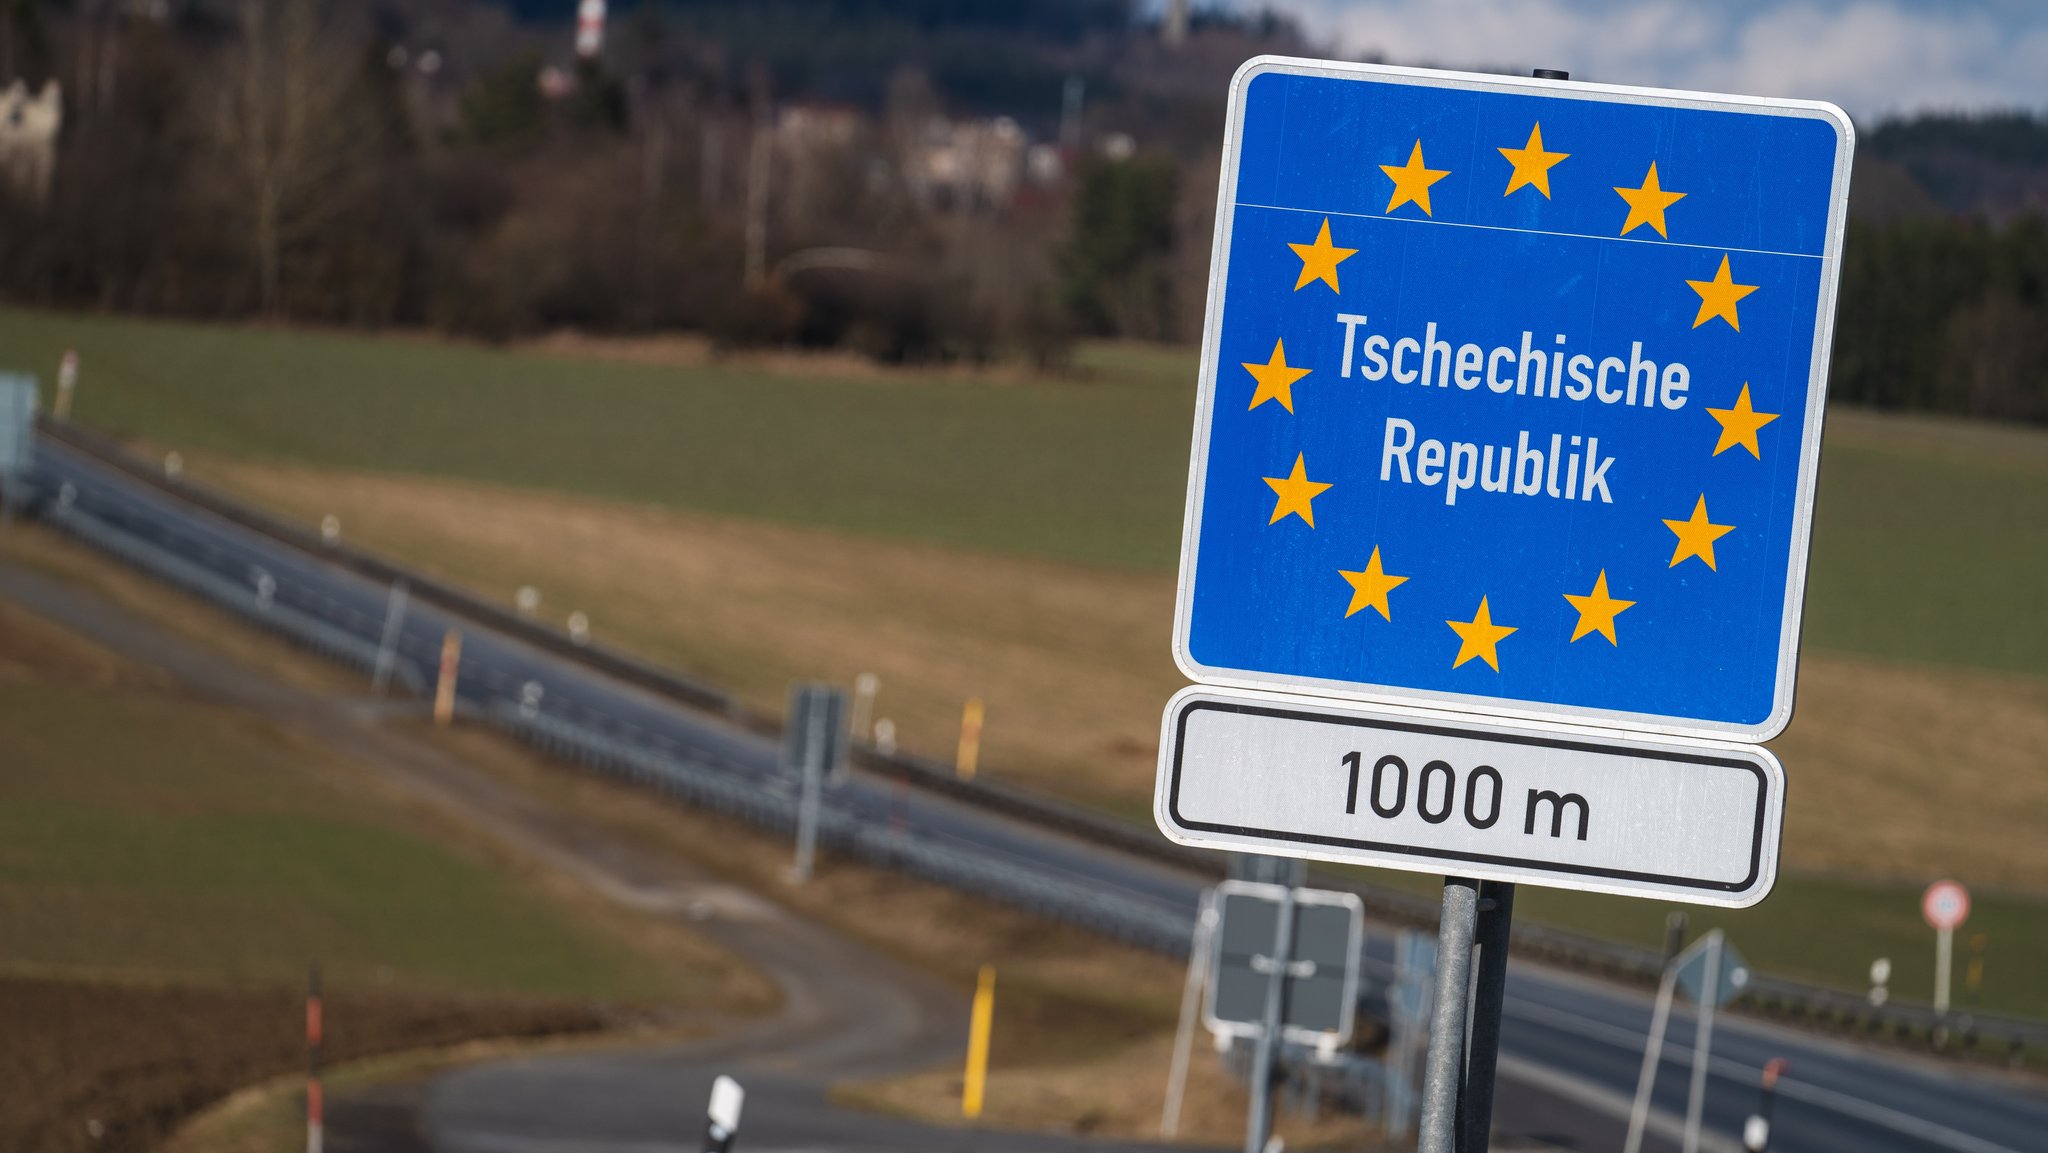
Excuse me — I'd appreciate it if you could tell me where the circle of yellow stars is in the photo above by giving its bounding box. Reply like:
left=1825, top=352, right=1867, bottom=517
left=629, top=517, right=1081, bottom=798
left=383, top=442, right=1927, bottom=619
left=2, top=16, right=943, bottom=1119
left=1237, top=123, right=1785, bottom=675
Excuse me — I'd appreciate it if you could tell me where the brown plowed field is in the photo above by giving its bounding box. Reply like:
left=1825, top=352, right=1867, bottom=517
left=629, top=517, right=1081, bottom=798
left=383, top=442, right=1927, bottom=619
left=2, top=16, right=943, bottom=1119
left=0, top=975, right=608, bottom=1153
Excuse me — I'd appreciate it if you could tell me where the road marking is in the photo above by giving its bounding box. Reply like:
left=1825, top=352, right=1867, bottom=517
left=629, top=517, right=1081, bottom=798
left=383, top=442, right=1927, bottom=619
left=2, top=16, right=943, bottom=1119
left=1504, top=997, right=2025, bottom=1153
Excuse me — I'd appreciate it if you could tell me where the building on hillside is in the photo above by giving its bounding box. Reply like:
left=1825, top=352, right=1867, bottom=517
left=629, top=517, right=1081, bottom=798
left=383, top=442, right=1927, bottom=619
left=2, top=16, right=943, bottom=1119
left=0, top=80, right=61, bottom=208
left=903, top=115, right=1027, bottom=211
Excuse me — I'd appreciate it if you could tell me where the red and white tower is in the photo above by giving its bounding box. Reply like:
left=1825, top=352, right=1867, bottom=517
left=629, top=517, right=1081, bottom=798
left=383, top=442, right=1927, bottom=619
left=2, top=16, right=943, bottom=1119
left=575, top=0, right=606, bottom=60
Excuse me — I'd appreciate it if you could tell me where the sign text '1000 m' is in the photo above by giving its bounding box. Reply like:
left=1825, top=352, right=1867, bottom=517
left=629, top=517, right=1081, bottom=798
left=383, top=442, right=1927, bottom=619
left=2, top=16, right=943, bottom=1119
left=1155, top=687, right=1785, bottom=907
left=1341, top=751, right=1590, bottom=842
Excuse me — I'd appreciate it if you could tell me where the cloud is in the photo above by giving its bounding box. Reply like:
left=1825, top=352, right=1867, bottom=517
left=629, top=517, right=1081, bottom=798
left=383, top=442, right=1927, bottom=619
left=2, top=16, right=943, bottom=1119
left=1268, top=0, right=2048, bottom=119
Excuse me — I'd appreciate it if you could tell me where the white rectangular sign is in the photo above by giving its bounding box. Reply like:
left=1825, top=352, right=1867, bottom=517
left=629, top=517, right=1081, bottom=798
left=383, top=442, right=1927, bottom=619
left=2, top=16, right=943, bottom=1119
left=1156, top=687, right=1783, bottom=907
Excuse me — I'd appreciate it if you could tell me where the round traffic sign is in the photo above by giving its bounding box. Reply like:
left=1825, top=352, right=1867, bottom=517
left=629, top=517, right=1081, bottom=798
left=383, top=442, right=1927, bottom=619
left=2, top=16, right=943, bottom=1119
left=1922, top=879, right=1970, bottom=931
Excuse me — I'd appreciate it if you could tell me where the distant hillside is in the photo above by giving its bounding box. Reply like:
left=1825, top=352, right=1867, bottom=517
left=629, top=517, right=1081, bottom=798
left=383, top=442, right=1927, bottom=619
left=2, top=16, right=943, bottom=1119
left=1855, top=112, right=2048, bottom=222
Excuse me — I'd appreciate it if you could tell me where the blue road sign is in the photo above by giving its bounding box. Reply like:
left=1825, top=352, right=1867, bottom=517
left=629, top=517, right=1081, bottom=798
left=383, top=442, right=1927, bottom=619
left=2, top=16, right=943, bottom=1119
left=1173, top=59, right=1853, bottom=740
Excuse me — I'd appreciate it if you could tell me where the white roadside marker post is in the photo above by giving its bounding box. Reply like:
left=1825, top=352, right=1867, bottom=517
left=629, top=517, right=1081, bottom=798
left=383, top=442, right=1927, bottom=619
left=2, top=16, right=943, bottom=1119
left=851, top=672, right=878, bottom=740
left=55, top=350, right=77, bottom=420
left=702, top=1074, right=743, bottom=1153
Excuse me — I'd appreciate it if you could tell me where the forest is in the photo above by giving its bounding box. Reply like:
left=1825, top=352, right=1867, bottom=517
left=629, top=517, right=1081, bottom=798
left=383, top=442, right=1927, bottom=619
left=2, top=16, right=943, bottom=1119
left=0, top=1, right=2039, bottom=421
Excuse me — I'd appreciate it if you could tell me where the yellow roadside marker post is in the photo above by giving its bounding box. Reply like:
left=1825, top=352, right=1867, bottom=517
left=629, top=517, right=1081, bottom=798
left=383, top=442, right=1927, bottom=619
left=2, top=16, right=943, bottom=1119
left=963, top=964, right=996, bottom=1119
left=956, top=698, right=985, bottom=780
left=434, top=629, right=462, bottom=726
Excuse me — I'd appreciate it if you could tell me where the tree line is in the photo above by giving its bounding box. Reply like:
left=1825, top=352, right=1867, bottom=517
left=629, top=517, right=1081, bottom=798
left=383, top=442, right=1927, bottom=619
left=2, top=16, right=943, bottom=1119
left=1834, top=214, right=2047, bottom=423
left=0, top=3, right=2040, bottom=421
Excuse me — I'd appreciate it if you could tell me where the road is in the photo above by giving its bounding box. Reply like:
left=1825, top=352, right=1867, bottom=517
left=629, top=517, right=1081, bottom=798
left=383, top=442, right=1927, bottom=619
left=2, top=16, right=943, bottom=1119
left=26, top=436, right=2048, bottom=1152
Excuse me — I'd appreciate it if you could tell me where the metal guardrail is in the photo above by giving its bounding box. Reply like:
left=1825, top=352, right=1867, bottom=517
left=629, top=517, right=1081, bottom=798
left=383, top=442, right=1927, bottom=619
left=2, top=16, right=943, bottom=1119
left=490, top=703, right=1195, bottom=956
left=43, top=498, right=426, bottom=696
left=36, top=418, right=743, bottom=715
left=35, top=418, right=1223, bottom=873
left=24, top=424, right=2048, bottom=1069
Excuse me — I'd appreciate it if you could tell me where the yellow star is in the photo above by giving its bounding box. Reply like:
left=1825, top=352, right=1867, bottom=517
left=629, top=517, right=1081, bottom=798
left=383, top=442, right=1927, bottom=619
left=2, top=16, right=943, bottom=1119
left=1263, top=454, right=1332, bottom=527
left=1288, top=218, right=1358, bottom=292
left=1339, top=546, right=1408, bottom=621
left=1380, top=140, right=1450, bottom=217
left=1243, top=339, right=1313, bottom=413
left=1706, top=383, right=1780, bottom=458
left=1563, top=570, right=1636, bottom=645
left=1687, top=254, right=1760, bottom=331
left=1664, top=496, right=1735, bottom=570
left=1498, top=123, right=1569, bottom=198
left=1614, top=161, right=1686, bottom=238
left=1447, top=597, right=1517, bottom=671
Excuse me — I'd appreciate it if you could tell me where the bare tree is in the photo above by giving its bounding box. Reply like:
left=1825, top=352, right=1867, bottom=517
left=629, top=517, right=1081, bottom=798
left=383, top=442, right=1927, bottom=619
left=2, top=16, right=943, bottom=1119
left=214, top=0, right=371, bottom=316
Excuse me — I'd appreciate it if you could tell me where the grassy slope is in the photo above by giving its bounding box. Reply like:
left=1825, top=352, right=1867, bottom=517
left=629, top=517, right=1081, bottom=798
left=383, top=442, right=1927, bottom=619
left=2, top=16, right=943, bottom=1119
left=1361, top=866, right=2048, bottom=1019
left=0, top=552, right=742, bottom=1004
left=5, top=307, right=2044, bottom=1015
left=3, top=307, right=2042, bottom=676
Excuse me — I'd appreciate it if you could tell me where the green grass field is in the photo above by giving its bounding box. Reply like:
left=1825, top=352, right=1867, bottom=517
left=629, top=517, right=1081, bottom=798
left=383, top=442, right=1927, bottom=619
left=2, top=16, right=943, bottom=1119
left=3, top=307, right=2042, bottom=677
left=0, top=649, right=715, bottom=1002
left=4, top=306, right=2043, bottom=1020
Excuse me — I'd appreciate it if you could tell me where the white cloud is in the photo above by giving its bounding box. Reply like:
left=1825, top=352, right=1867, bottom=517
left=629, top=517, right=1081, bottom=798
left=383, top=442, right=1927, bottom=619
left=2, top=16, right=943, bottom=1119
left=1268, top=0, right=2048, bottom=119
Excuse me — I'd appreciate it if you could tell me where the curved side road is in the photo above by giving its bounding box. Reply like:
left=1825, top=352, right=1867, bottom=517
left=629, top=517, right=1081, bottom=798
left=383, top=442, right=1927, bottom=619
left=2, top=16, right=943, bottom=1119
left=0, top=550, right=1204, bottom=1153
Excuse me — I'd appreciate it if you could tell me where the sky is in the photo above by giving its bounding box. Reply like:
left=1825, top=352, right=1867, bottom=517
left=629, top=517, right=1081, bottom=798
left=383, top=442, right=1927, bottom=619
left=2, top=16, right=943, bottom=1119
left=1255, top=0, right=2048, bottom=120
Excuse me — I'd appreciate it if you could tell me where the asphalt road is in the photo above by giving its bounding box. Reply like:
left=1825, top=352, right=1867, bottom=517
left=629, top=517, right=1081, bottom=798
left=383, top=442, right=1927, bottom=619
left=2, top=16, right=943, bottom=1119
left=27, top=437, right=2048, bottom=1153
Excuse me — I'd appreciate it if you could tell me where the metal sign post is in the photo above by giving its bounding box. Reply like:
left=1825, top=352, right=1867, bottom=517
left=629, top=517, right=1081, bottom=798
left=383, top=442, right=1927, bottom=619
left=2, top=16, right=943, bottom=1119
left=785, top=683, right=847, bottom=882
left=1625, top=929, right=1750, bottom=1153
left=1245, top=884, right=1295, bottom=1153
left=1201, top=880, right=1364, bottom=1152
left=1159, top=54, right=1851, bottom=1153
left=371, top=580, right=410, bottom=696
left=0, top=373, right=36, bottom=521
left=1923, top=879, right=1970, bottom=1014
left=1160, top=888, right=1220, bottom=1138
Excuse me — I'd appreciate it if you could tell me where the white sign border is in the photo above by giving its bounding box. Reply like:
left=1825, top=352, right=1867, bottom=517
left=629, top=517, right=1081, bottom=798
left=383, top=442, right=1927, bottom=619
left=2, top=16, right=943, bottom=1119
left=1156, top=685, right=1786, bottom=908
left=1171, top=56, right=1856, bottom=743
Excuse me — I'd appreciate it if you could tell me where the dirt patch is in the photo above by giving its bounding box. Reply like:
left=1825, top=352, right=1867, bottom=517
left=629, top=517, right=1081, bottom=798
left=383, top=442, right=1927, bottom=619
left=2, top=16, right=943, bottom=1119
left=0, top=975, right=612, bottom=1153
left=838, top=1032, right=1384, bottom=1149
left=0, top=597, right=144, bottom=690
left=1776, top=654, right=2048, bottom=889
left=191, top=456, right=2048, bottom=889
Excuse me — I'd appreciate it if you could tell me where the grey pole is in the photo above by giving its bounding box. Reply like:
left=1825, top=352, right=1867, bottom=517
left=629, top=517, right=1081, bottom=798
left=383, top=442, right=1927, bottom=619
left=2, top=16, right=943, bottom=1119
left=1417, top=877, right=1480, bottom=1153
left=791, top=699, right=825, bottom=881
left=1162, top=888, right=1218, bottom=1138
left=1624, top=964, right=1681, bottom=1153
left=1461, top=880, right=1516, bottom=1153
left=1245, top=884, right=1296, bottom=1153
left=371, top=580, right=410, bottom=696
left=1683, top=931, right=1724, bottom=1153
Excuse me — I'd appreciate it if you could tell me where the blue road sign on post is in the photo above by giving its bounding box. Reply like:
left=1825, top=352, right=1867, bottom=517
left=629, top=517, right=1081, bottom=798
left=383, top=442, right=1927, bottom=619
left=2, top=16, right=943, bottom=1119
left=1173, top=59, right=1853, bottom=741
